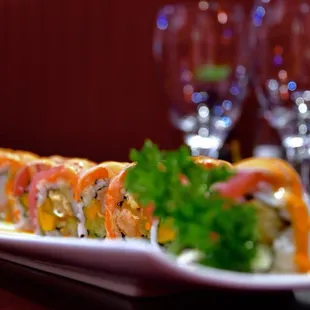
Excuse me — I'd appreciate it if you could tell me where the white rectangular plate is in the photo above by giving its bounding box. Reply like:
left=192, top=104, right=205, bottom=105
left=1, top=223, right=310, bottom=296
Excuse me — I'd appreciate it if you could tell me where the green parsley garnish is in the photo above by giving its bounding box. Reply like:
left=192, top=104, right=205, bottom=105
left=125, top=140, right=258, bottom=272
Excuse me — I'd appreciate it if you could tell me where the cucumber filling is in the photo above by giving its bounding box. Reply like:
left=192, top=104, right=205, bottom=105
left=0, top=172, right=8, bottom=220
left=83, top=198, right=106, bottom=238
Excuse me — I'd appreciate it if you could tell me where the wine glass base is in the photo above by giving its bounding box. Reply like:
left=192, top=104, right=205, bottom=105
left=185, top=134, right=222, bottom=158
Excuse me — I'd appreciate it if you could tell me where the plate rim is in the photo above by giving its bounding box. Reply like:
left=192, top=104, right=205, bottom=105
left=1, top=224, right=310, bottom=291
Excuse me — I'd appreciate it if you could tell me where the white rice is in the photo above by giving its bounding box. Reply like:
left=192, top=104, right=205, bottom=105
left=271, top=191, right=310, bottom=273
left=252, top=186, right=310, bottom=273
left=45, top=230, right=62, bottom=237
left=78, top=179, right=108, bottom=238
left=76, top=201, right=86, bottom=237
left=272, top=228, right=298, bottom=273
left=12, top=199, right=32, bottom=231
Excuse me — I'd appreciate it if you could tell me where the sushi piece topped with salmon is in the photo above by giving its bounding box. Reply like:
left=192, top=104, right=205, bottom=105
left=28, top=158, right=95, bottom=237
left=105, top=163, right=154, bottom=240
left=75, top=161, right=129, bottom=238
left=214, top=157, right=309, bottom=273
left=12, top=156, right=67, bottom=231
left=0, top=150, right=38, bottom=222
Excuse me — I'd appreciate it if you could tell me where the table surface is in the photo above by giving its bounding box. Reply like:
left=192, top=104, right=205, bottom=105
left=0, top=259, right=310, bottom=310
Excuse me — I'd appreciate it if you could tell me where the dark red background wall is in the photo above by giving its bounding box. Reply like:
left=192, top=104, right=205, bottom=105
left=0, top=0, right=264, bottom=162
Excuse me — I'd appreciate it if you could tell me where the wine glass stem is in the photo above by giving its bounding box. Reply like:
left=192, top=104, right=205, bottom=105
left=190, top=147, right=220, bottom=158
left=301, top=160, right=310, bottom=194
left=285, top=147, right=310, bottom=194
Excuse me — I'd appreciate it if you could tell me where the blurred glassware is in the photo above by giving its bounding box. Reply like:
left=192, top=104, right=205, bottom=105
left=153, top=1, right=250, bottom=158
left=251, top=0, right=310, bottom=190
left=253, top=117, right=284, bottom=158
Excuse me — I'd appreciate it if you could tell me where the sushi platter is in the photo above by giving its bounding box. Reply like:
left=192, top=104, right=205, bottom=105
left=1, top=141, right=310, bottom=296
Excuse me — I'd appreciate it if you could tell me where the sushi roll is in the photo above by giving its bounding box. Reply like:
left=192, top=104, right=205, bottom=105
left=75, top=161, right=129, bottom=238
left=28, top=158, right=95, bottom=237
left=214, top=157, right=309, bottom=273
left=0, top=150, right=38, bottom=222
left=12, top=157, right=65, bottom=231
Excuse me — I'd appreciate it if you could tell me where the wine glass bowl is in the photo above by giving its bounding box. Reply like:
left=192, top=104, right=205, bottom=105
left=251, top=0, right=310, bottom=163
left=153, top=1, right=250, bottom=157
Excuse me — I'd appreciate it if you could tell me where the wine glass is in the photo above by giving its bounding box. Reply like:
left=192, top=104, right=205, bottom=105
left=251, top=0, right=310, bottom=191
left=153, top=1, right=250, bottom=158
